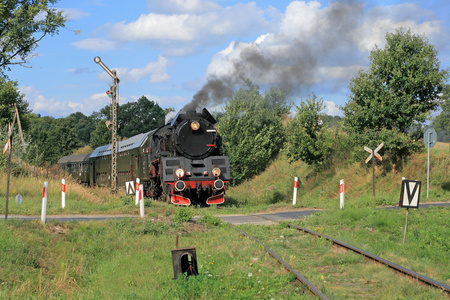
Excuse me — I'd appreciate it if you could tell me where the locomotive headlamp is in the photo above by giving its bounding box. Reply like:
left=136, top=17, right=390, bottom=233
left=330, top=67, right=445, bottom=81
left=212, top=167, right=221, bottom=177
left=190, top=121, right=200, bottom=131
left=175, top=168, right=185, bottom=178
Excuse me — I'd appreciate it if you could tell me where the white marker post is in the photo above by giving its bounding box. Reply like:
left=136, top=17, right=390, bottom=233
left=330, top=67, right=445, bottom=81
left=61, top=179, right=66, bottom=209
left=135, top=178, right=140, bottom=206
left=139, top=185, right=145, bottom=217
left=292, top=177, right=298, bottom=205
left=41, top=181, right=48, bottom=224
left=339, top=179, right=344, bottom=209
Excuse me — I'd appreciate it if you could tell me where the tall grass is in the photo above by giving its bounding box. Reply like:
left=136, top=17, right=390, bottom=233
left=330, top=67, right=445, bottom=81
left=241, top=206, right=449, bottom=299
left=0, top=171, right=142, bottom=215
left=0, top=218, right=308, bottom=299
left=225, top=142, right=450, bottom=210
left=293, top=206, right=450, bottom=284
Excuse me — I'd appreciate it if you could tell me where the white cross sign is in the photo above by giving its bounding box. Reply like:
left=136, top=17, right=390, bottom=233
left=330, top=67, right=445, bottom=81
left=364, top=142, right=384, bottom=164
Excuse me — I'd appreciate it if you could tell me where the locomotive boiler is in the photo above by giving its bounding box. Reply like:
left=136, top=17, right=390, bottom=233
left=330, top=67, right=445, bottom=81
left=58, top=108, right=230, bottom=206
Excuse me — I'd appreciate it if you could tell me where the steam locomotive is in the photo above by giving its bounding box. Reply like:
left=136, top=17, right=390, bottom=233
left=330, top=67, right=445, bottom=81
left=58, top=108, right=230, bottom=206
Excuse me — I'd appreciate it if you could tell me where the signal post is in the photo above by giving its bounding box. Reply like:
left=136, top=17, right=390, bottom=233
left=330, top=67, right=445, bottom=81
left=94, top=56, right=120, bottom=193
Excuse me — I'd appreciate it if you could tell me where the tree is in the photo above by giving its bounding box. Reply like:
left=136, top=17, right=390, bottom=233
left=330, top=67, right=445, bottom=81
left=343, top=28, right=447, bottom=161
left=217, top=82, right=289, bottom=185
left=0, top=77, right=30, bottom=130
left=0, top=0, right=66, bottom=73
left=285, top=94, right=334, bottom=172
left=25, top=115, right=81, bottom=164
left=89, top=108, right=111, bottom=149
left=66, top=112, right=96, bottom=145
left=118, top=96, right=165, bottom=138
left=432, top=84, right=450, bottom=142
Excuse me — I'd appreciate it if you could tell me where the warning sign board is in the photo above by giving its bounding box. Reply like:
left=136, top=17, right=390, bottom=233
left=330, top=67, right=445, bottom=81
left=125, top=180, right=136, bottom=195
left=399, top=180, right=421, bottom=208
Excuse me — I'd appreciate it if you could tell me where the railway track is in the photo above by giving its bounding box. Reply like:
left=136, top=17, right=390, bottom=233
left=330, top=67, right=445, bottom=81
left=230, top=215, right=450, bottom=299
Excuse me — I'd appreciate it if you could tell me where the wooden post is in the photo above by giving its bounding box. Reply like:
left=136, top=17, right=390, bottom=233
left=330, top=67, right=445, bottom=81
left=372, top=156, right=375, bottom=197
left=364, top=142, right=384, bottom=198
left=403, top=208, right=409, bottom=244
left=5, top=146, right=12, bottom=220
left=4, top=112, right=17, bottom=220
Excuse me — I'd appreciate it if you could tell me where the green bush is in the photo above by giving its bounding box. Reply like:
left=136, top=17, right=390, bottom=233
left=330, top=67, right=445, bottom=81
left=200, top=214, right=222, bottom=226
left=172, top=208, right=194, bottom=224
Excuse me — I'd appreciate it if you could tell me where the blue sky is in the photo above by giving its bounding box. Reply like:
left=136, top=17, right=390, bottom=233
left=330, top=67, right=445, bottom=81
left=7, top=0, right=450, bottom=118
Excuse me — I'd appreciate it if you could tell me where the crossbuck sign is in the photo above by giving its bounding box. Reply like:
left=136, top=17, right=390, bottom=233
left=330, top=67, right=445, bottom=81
left=364, top=142, right=384, bottom=164
left=364, top=142, right=384, bottom=197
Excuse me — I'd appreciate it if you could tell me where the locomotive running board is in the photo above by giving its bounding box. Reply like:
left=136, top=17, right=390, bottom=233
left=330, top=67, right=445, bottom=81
left=171, top=195, right=191, bottom=206
left=206, top=194, right=224, bottom=205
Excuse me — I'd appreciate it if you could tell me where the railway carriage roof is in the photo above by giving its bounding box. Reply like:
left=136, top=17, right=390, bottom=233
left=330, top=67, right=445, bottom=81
left=89, top=130, right=156, bottom=158
left=57, top=153, right=91, bottom=164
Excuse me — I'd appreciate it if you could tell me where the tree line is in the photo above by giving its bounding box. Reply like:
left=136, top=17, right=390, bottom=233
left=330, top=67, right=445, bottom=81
left=0, top=0, right=449, bottom=187
left=0, top=95, right=167, bottom=166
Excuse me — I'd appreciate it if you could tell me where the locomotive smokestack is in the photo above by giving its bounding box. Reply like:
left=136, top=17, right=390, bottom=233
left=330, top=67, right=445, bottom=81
left=183, top=0, right=364, bottom=111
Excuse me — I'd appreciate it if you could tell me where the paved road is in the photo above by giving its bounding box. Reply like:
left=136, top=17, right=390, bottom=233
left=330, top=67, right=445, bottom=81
left=2, top=202, right=448, bottom=224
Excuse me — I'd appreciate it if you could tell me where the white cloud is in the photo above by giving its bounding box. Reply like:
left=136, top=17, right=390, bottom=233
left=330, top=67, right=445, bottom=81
left=20, top=86, right=70, bottom=116
left=150, top=73, right=171, bottom=83
left=20, top=82, right=187, bottom=117
left=323, top=101, right=341, bottom=116
left=60, top=8, right=89, bottom=20
left=107, top=1, right=269, bottom=49
left=71, top=38, right=122, bottom=51
left=355, top=3, right=442, bottom=52
left=20, top=85, right=113, bottom=117
left=112, top=14, right=193, bottom=41
left=147, top=0, right=220, bottom=14
left=96, top=56, right=171, bottom=83
left=142, top=94, right=187, bottom=109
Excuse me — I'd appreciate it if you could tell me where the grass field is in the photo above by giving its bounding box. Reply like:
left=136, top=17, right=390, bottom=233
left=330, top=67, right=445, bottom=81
left=0, top=206, right=448, bottom=299
left=0, top=142, right=449, bottom=298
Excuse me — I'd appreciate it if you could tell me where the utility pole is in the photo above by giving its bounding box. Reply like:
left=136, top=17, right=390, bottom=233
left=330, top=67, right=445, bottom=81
left=94, top=56, right=120, bottom=193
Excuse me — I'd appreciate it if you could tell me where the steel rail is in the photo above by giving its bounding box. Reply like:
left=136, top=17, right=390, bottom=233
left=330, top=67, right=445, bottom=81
left=230, top=224, right=329, bottom=300
left=286, top=223, right=450, bottom=294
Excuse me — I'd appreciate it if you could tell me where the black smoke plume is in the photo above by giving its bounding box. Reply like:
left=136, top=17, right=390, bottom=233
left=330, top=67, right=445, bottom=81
left=183, top=0, right=364, bottom=111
